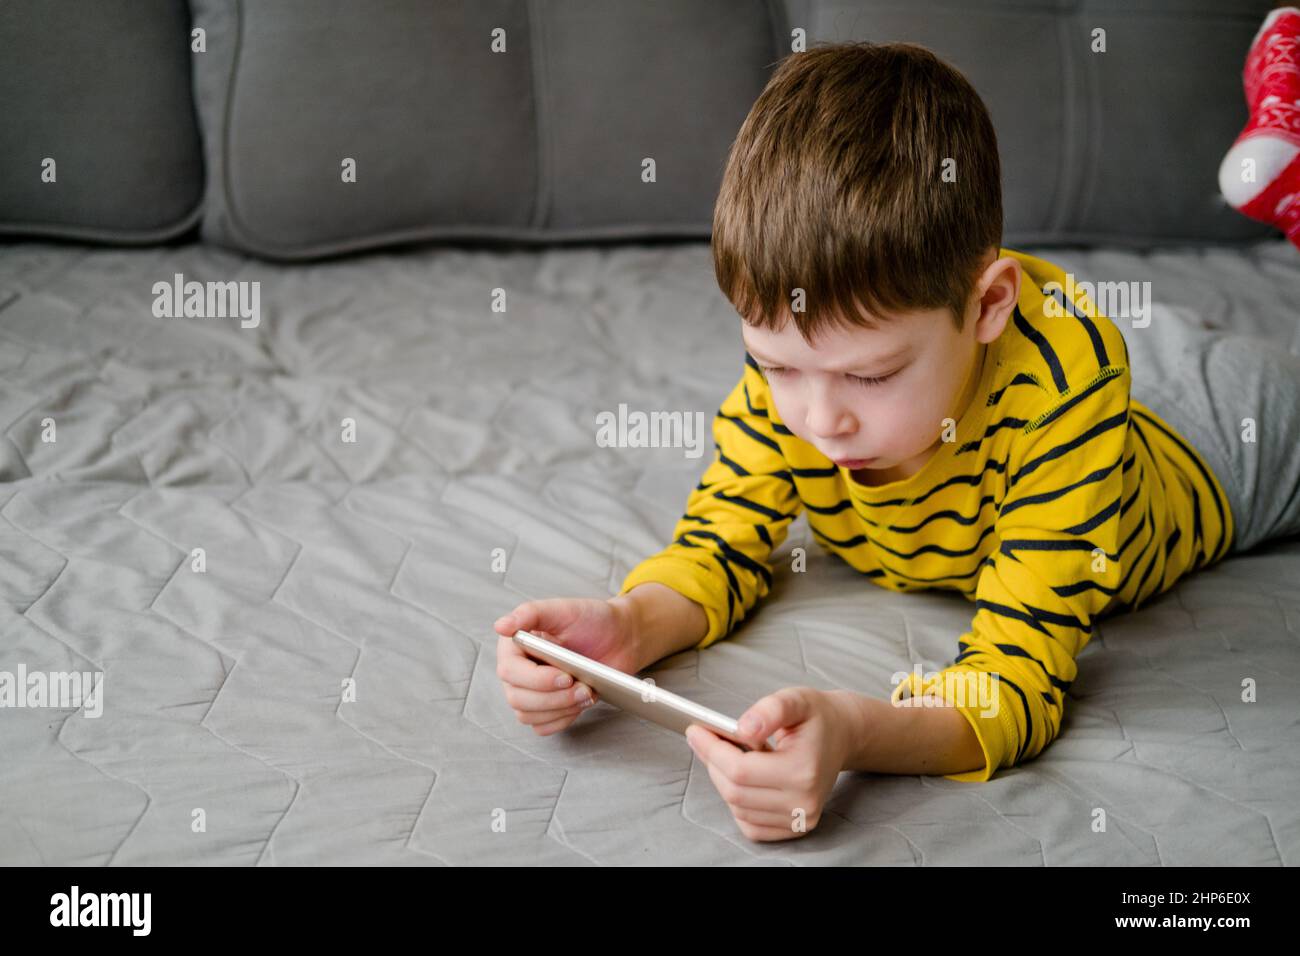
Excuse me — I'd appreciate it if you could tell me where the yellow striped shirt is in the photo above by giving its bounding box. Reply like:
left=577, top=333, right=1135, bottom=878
left=618, top=247, right=1235, bottom=782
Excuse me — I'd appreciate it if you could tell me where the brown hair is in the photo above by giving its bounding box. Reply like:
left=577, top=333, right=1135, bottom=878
left=712, top=41, right=1002, bottom=342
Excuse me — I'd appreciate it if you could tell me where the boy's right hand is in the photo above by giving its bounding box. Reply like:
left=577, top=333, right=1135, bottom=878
left=493, top=597, right=642, bottom=737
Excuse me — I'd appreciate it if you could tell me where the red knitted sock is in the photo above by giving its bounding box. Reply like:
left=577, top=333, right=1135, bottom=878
left=1219, top=7, right=1300, bottom=248
left=1245, top=7, right=1300, bottom=110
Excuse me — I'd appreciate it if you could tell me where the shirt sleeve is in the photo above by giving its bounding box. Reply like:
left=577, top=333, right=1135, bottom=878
left=892, top=363, right=1131, bottom=782
left=617, top=354, right=805, bottom=650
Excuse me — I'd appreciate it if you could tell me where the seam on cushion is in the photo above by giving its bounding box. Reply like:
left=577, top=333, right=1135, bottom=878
left=526, top=0, right=549, bottom=230
left=1076, top=2, right=1104, bottom=230
left=220, top=0, right=251, bottom=250
left=764, top=0, right=788, bottom=62
left=0, top=202, right=204, bottom=245
left=1049, top=11, right=1077, bottom=234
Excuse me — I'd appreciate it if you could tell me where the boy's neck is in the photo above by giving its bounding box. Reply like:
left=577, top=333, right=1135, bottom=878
left=950, top=339, right=990, bottom=426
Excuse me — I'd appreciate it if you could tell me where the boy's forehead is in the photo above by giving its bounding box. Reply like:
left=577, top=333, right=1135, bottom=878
left=742, top=317, right=916, bottom=360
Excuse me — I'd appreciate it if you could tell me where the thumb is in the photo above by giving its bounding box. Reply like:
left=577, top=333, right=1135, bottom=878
left=499, top=599, right=570, bottom=641
left=737, top=688, right=813, bottom=743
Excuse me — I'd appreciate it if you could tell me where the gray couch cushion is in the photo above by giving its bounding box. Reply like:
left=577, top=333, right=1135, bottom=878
left=802, top=0, right=1279, bottom=246
left=0, top=0, right=204, bottom=242
left=0, top=0, right=1280, bottom=254
left=188, top=0, right=784, bottom=260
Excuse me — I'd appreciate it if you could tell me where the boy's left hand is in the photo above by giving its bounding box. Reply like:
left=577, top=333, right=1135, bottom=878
left=684, top=687, right=851, bottom=842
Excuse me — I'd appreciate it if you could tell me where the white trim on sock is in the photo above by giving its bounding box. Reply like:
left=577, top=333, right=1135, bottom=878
left=1218, top=134, right=1300, bottom=205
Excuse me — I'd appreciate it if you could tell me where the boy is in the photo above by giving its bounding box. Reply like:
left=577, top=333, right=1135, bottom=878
left=494, top=40, right=1300, bottom=842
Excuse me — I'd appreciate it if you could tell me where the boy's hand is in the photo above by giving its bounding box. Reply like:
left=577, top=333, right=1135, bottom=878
left=493, top=597, right=642, bottom=737
left=684, top=687, right=851, bottom=842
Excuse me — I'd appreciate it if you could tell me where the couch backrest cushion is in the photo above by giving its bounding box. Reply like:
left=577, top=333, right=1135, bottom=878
left=799, top=0, right=1278, bottom=247
left=0, top=0, right=1280, bottom=255
left=0, top=0, right=204, bottom=243
left=188, top=0, right=1285, bottom=258
left=188, top=0, right=784, bottom=260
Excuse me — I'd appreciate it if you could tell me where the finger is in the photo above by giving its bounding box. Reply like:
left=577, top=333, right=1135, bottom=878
left=531, top=709, right=584, bottom=735
left=497, top=600, right=575, bottom=641
left=504, top=680, right=595, bottom=713
left=700, top=759, right=798, bottom=813
left=736, top=688, right=813, bottom=751
left=685, top=724, right=784, bottom=790
left=685, top=723, right=738, bottom=765
left=492, top=610, right=536, bottom=643
left=731, top=805, right=810, bottom=831
left=736, top=822, right=804, bottom=843
left=516, top=703, right=585, bottom=726
left=493, top=608, right=556, bottom=646
left=496, top=634, right=575, bottom=692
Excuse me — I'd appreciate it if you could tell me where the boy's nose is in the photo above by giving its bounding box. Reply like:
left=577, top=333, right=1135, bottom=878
left=806, top=406, right=856, bottom=443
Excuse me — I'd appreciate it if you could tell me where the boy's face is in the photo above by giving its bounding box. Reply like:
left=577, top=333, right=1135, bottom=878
left=741, top=308, right=979, bottom=478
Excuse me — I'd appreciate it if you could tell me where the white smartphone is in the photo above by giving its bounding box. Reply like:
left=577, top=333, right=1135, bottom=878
left=512, top=629, right=775, bottom=752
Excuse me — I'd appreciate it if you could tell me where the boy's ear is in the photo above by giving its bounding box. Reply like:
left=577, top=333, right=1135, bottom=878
left=966, top=257, right=1020, bottom=343
left=981, top=256, right=1022, bottom=314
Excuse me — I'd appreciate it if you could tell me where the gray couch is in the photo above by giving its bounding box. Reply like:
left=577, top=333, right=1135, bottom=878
left=2, top=0, right=1297, bottom=866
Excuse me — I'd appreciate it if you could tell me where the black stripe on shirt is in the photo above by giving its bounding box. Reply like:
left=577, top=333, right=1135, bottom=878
left=1013, top=304, right=1069, bottom=393
left=1044, top=284, right=1111, bottom=369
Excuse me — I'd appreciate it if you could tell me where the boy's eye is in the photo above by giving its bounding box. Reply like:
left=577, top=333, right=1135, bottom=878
left=849, top=371, right=896, bottom=388
left=760, top=365, right=895, bottom=388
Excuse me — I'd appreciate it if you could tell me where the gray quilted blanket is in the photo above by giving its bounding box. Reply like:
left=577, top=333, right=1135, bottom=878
left=2, top=238, right=1298, bottom=865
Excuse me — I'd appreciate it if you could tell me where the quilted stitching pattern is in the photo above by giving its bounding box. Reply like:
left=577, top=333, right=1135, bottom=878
left=1, top=239, right=1299, bottom=864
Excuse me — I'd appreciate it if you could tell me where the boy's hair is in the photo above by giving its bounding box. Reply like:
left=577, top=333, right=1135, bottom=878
left=712, top=41, right=1003, bottom=342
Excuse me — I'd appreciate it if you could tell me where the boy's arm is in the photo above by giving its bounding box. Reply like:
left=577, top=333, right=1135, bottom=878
left=616, top=354, right=804, bottom=659
left=828, top=690, right=987, bottom=776
left=610, top=581, right=707, bottom=673
left=885, top=363, right=1132, bottom=781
